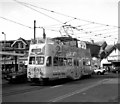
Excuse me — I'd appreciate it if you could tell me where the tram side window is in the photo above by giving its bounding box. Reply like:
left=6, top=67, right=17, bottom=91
left=74, top=59, right=79, bottom=66
left=83, top=60, right=85, bottom=65
left=29, top=56, right=35, bottom=64
left=46, top=56, right=52, bottom=66
left=53, top=57, right=58, bottom=66
left=77, top=60, right=79, bottom=66
left=86, top=60, right=91, bottom=66
left=58, top=57, right=64, bottom=66
left=63, top=58, right=67, bottom=66
left=67, top=58, right=72, bottom=66
left=83, top=60, right=91, bottom=66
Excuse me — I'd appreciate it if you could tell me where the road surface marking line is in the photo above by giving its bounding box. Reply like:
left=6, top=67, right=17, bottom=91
left=48, top=79, right=109, bottom=102
left=50, top=85, right=63, bottom=88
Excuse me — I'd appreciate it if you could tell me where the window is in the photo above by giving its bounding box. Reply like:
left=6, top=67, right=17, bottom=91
left=21, top=43, right=24, bottom=48
left=76, top=60, right=79, bottom=66
left=67, top=58, right=72, bottom=66
left=29, top=56, right=35, bottom=64
left=36, top=56, right=44, bottom=65
left=53, top=57, right=58, bottom=66
left=46, top=56, right=52, bottom=66
left=74, top=59, right=79, bottom=66
left=83, top=60, right=91, bottom=66
left=83, top=61, right=86, bottom=65
left=86, top=61, right=91, bottom=66
left=63, top=58, right=67, bottom=66
left=58, top=57, right=63, bottom=66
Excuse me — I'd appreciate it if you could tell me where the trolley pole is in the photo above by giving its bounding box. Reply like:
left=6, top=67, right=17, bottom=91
left=34, top=20, right=36, bottom=44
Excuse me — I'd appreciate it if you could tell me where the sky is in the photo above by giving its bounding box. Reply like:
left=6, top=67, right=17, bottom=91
left=0, top=0, right=119, bottom=45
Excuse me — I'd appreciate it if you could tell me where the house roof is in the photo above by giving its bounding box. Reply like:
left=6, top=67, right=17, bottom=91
left=11, top=37, right=29, bottom=47
left=115, top=43, right=120, bottom=51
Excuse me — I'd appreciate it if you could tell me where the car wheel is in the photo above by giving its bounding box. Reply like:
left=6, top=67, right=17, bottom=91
left=97, top=72, right=101, bottom=75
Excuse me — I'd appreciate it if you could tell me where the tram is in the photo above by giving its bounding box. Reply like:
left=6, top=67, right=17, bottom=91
left=27, top=37, right=93, bottom=83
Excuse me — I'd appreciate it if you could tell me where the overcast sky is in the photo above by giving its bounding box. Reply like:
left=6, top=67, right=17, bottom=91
left=0, top=0, right=119, bottom=45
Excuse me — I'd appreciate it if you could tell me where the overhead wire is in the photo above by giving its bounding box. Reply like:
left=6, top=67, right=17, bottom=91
left=13, top=0, right=64, bottom=24
left=11, top=0, right=118, bottom=42
left=13, top=0, right=119, bottom=40
left=0, top=16, right=32, bottom=29
left=13, top=0, right=119, bottom=28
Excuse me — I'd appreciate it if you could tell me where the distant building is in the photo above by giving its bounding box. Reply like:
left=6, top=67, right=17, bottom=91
left=101, top=43, right=120, bottom=68
left=107, top=43, right=120, bottom=62
left=0, top=37, right=31, bottom=65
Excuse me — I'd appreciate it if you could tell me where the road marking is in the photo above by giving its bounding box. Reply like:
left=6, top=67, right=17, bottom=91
left=48, top=79, right=109, bottom=102
left=50, top=85, right=63, bottom=88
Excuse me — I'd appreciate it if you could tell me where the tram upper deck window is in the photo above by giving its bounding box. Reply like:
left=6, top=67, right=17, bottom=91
left=36, top=56, right=44, bottom=65
left=64, top=41, right=77, bottom=47
left=29, top=56, right=35, bottom=64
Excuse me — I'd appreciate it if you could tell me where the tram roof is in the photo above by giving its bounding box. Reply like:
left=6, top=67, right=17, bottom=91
left=52, top=37, right=78, bottom=42
left=0, top=51, right=24, bottom=56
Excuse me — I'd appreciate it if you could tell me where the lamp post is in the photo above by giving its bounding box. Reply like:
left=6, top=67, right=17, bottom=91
left=2, top=32, right=6, bottom=49
left=2, top=32, right=6, bottom=73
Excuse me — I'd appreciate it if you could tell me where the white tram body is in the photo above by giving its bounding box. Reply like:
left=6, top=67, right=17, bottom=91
left=27, top=37, right=93, bottom=82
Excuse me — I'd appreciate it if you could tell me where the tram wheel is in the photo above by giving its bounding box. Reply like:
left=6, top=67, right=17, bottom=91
left=71, top=70, right=82, bottom=80
left=39, top=78, right=49, bottom=85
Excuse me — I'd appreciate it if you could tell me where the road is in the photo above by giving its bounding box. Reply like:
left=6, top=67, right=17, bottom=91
left=2, top=73, right=120, bottom=103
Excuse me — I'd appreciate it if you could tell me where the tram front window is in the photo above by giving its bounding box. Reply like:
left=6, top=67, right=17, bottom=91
left=36, top=56, right=44, bottom=65
left=29, top=56, right=35, bottom=64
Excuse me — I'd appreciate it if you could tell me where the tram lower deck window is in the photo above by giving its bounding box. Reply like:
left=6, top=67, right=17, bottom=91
left=53, top=57, right=58, bottom=66
left=36, top=56, right=44, bottom=65
left=58, top=58, right=64, bottom=66
left=46, top=56, right=52, bottom=66
left=67, top=58, right=72, bottom=66
left=29, top=56, right=35, bottom=64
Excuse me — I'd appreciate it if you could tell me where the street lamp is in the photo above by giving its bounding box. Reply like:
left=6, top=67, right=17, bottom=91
left=2, top=32, right=6, bottom=48
left=2, top=32, right=6, bottom=74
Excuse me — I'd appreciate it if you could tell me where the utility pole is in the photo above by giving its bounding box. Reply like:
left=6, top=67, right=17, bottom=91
left=43, top=28, right=46, bottom=39
left=33, top=20, right=46, bottom=43
left=34, top=20, right=36, bottom=44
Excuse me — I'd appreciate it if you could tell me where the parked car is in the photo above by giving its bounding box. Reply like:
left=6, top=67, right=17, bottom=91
left=94, top=67, right=106, bottom=75
left=110, top=62, right=120, bottom=73
left=111, top=66, right=120, bottom=73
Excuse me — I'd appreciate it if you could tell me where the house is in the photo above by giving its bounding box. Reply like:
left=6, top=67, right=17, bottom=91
left=0, top=37, right=31, bottom=66
left=101, top=43, right=120, bottom=69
